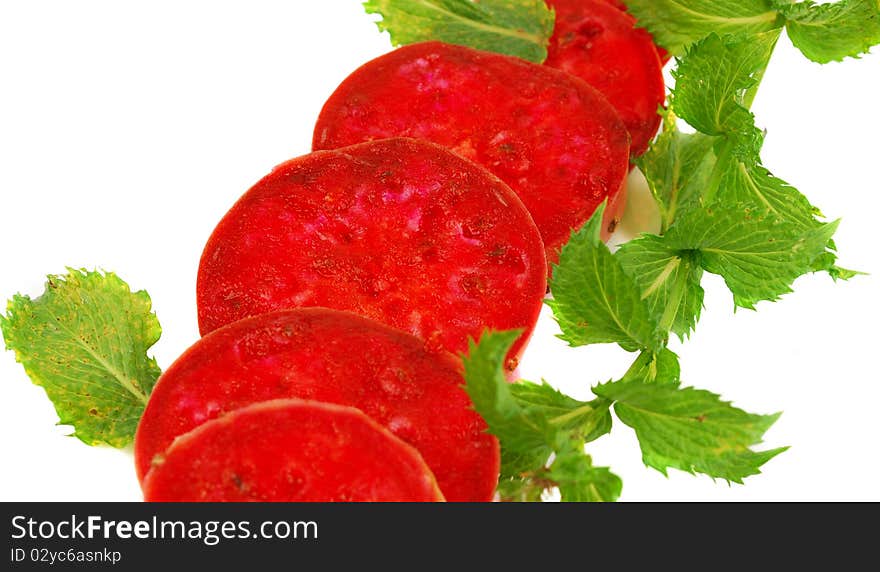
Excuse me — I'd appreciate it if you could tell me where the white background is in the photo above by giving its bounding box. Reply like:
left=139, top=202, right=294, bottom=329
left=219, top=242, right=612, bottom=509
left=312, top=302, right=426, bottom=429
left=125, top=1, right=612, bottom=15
left=1, top=1, right=878, bottom=502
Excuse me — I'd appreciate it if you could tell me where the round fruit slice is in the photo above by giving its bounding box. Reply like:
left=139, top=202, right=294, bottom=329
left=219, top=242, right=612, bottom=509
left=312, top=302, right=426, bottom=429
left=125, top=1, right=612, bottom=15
left=136, top=309, right=500, bottom=502
left=546, top=0, right=666, bottom=157
left=312, top=42, right=630, bottom=265
left=142, top=399, right=445, bottom=502
left=197, top=137, right=546, bottom=365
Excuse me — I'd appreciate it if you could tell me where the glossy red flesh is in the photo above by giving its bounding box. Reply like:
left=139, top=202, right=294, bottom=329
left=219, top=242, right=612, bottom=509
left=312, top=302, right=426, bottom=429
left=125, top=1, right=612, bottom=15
left=142, top=399, right=445, bottom=502
left=136, top=309, right=500, bottom=502
left=197, top=138, right=546, bottom=362
left=601, top=0, right=671, bottom=63
left=312, top=42, right=630, bottom=265
left=546, top=0, right=666, bottom=157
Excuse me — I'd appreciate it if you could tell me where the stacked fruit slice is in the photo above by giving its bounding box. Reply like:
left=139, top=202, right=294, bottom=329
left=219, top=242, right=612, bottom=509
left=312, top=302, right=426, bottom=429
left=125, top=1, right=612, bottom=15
left=137, top=309, right=500, bottom=502
left=135, top=2, right=668, bottom=502
left=143, top=399, right=446, bottom=502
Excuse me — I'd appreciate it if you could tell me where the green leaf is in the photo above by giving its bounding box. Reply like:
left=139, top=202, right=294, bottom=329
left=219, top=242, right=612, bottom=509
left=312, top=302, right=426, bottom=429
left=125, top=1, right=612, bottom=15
left=510, top=383, right=612, bottom=443
left=712, top=137, right=822, bottom=231
left=626, top=0, right=784, bottom=56
left=0, top=269, right=162, bottom=447
left=620, top=348, right=682, bottom=385
left=498, top=444, right=622, bottom=502
left=549, top=441, right=622, bottom=502
left=665, top=205, right=837, bottom=309
left=508, top=380, right=585, bottom=413
left=663, top=29, right=844, bottom=286
left=462, top=330, right=551, bottom=468
left=548, top=204, right=663, bottom=352
left=775, top=0, right=880, bottom=63
left=669, top=29, right=839, bottom=226
left=463, top=331, right=620, bottom=500
left=363, top=0, right=556, bottom=63
left=616, top=234, right=704, bottom=338
left=672, top=31, right=780, bottom=137
left=463, top=330, right=614, bottom=478
left=594, top=379, right=787, bottom=482
left=651, top=33, right=829, bottom=236
left=827, top=265, right=863, bottom=281
left=639, top=132, right=844, bottom=304
left=636, top=114, right=719, bottom=232
left=500, top=445, right=552, bottom=480
left=711, top=137, right=845, bottom=276
left=496, top=474, right=547, bottom=502
left=639, top=37, right=845, bottom=300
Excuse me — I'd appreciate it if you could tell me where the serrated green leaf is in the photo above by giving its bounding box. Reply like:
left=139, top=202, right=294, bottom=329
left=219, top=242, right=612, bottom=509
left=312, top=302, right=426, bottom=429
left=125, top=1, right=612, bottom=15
left=463, top=331, right=620, bottom=498
left=363, top=0, right=556, bottom=63
left=462, top=330, right=551, bottom=468
left=711, top=133, right=846, bottom=278
left=500, top=445, right=552, bottom=480
left=637, top=114, right=719, bottom=232
left=509, top=380, right=587, bottom=413
left=499, top=441, right=622, bottom=502
left=549, top=441, right=622, bottom=502
left=0, top=269, right=161, bottom=447
left=827, top=265, right=864, bottom=281
left=462, top=330, right=555, bottom=480
left=672, top=31, right=780, bottom=137
left=548, top=204, right=663, bottom=352
left=616, top=234, right=704, bottom=338
left=594, top=379, right=786, bottom=482
left=775, top=0, right=880, bottom=63
left=665, top=205, right=837, bottom=308
left=496, top=474, right=547, bottom=502
left=626, top=0, right=784, bottom=56
left=712, top=137, right=822, bottom=231
left=463, top=331, right=614, bottom=479
left=510, top=383, right=612, bottom=443
left=663, top=29, right=844, bottom=285
left=654, top=32, right=830, bottom=236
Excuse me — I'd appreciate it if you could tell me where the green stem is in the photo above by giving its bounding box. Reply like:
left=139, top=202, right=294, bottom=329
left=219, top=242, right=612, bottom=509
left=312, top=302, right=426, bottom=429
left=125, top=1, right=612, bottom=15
left=549, top=403, right=594, bottom=426
left=658, top=258, right=691, bottom=333
left=621, top=351, right=654, bottom=381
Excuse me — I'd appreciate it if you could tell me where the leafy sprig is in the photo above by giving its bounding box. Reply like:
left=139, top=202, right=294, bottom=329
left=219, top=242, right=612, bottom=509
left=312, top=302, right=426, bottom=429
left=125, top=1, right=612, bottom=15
left=0, top=269, right=161, bottom=447
left=452, top=0, right=878, bottom=500
left=593, top=379, right=787, bottom=482
left=462, top=331, right=619, bottom=502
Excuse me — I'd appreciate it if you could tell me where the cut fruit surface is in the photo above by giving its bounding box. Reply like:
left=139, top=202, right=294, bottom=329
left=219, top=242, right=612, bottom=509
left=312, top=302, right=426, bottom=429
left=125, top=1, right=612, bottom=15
left=136, top=309, right=500, bottom=501
left=197, top=137, right=546, bottom=363
left=313, top=42, right=630, bottom=265
left=546, top=0, right=666, bottom=156
left=142, top=399, right=445, bottom=502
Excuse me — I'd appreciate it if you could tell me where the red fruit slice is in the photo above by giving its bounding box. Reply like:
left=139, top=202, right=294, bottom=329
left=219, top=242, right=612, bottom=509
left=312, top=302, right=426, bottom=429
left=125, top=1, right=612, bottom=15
left=142, top=399, right=445, bottom=502
left=601, top=0, right=672, bottom=64
left=312, top=42, right=630, bottom=265
left=197, top=137, right=546, bottom=364
left=546, top=0, right=666, bottom=156
left=137, top=309, right=500, bottom=502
